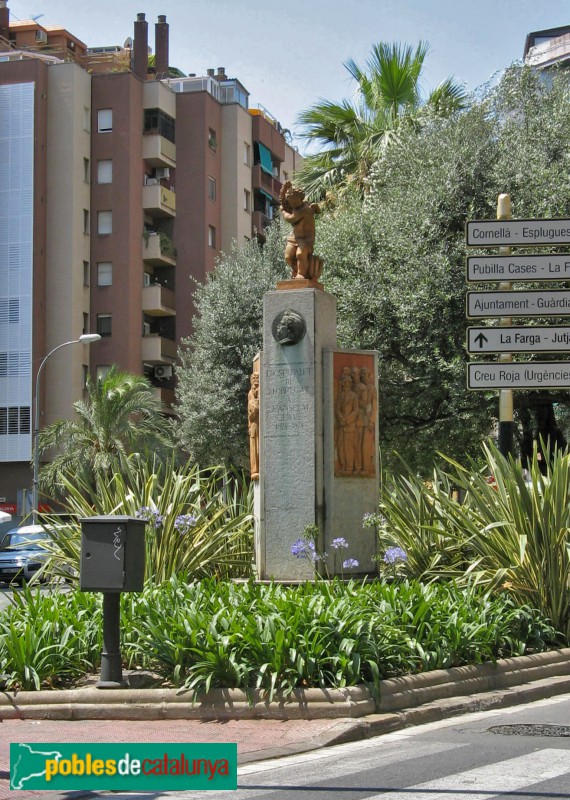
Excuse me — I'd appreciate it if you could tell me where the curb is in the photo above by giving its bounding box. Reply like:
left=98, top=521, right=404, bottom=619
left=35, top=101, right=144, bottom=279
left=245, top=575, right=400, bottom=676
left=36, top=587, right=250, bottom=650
left=1, top=648, right=569, bottom=722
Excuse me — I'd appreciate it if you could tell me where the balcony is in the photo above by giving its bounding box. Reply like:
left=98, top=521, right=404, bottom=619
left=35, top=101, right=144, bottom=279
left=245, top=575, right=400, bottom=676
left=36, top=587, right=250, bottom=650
left=142, top=232, right=176, bottom=266
left=141, top=334, right=177, bottom=364
left=253, top=165, right=282, bottom=200
left=251, top=112, right=286, bottom=162
left=252, top=210, right=272, bottom=239
left=142, top=283, right=176, bottom=316
left=142, top=183, right=176, bottom=218
left=143, top=133, right=176, bottom=168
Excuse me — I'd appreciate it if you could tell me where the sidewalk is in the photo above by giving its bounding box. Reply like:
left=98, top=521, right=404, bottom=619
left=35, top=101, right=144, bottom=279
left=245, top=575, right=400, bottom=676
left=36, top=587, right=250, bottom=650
left=1, top=648, right=569, bottom=800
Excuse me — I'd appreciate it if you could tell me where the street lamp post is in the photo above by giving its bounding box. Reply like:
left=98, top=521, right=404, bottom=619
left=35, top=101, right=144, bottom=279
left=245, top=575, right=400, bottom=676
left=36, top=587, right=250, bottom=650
left=32, top=333, right=101, bottom=523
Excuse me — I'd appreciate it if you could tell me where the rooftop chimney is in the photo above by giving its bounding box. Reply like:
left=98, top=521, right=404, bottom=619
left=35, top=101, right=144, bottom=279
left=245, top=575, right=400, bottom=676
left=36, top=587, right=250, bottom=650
left=207, top=68, right=215, bottom=77
left=133, top=12, right=148, bottom=79
left=155, top=14, right=169, bottom=78
left=0, top=1, right=10, bottom=45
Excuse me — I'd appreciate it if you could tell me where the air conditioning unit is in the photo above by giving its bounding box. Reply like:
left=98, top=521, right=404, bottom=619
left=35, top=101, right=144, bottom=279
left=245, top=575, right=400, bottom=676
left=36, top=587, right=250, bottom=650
left=143, top=273, right=151, bottom=287
left=154, top=365, right=173, bottom=380
left=143, top=322, right=151, bottom=336
left=155, top=168, right=170, bottom=179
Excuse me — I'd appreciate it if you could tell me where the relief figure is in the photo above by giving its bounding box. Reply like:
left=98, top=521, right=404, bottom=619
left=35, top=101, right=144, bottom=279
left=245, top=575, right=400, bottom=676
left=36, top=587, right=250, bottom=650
left=248, top=372, right=260, bottom=480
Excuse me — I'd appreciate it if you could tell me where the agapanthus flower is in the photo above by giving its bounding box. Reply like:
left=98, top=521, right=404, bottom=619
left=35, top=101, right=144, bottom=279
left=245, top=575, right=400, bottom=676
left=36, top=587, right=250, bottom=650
left=343, top=558, right=359, bottom=569
left=331, top=537, right=348, bottom=549
left=175, top=514, right=198, bottom=534
left=291, top=538, right=316, bottom=559
left=135, top=506, right=163, bottom=528
left=383, top=546, right=407, bottom=565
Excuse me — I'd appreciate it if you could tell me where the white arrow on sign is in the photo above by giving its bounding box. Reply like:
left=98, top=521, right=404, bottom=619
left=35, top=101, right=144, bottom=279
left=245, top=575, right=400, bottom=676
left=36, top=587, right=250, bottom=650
left=466, top=218, right=570, bottom=247
left=468, top=362, right=570, bottom=390
left=466, top=254, right=570, bottom=282
left=467, top=326, right=570, bottom=353
left=467, top=290, right=570, bottom=318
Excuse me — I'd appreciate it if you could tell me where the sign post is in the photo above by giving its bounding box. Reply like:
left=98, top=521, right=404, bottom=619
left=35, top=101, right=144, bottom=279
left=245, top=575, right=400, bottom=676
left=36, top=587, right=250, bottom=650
left=466, top=204, right=570, bottom=460
left=496, top=194, right=514, bottom=458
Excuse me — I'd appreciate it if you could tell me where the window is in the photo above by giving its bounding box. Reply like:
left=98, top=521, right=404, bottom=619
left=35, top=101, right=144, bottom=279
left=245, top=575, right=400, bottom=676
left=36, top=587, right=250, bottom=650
left=208, top=176, right=216, bottom=201
left=0, top=299, right=19, bottom=323
left=208, top=225, right=216, bottom=248
left=0, top=353, right=27, bottom=377
left=97, top=314, right=112, bottom=337
left=97, top=211, right=112, bottom=235
left=83, top=106, right=90, bottom=132
left=97, top=108, right=113, bottom=133
left=83, top=158, right=90, bottom=183
left=83, top=209, right=90, bottom=234
left=243, top=142, right=251, bottom=166
left=0, top=406, right=31, bottom=435
left=97, top=262, right=112, bottom=286
left=243, top=189, right=251, bottom=212
left=208, top=128, right=217, bottom=150
left=143, top=108, right=175, bottom=143
left=82, top=364, right=88, bottom=390
left=82, top=313, right=89, bottom=335
left=97, top=159, right=112, bottom=184
left=83, top=261, right=89, bottom=287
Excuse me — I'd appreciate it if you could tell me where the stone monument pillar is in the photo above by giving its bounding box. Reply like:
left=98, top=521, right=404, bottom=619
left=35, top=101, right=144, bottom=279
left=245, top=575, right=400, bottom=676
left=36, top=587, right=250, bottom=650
left=256, top=287, right=336, bottom=580
left=253, top=182, right=378, bottom=580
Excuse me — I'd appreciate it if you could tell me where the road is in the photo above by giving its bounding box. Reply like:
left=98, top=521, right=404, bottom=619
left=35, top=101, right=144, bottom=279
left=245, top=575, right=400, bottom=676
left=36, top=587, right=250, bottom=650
left=89, top=693, right=570, bottom=800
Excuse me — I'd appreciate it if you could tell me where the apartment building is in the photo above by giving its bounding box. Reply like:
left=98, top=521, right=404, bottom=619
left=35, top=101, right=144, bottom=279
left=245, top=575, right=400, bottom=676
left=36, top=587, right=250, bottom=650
left=0, top=3, right=301, bottom=515
left=524, top=25, right=570, bottom=70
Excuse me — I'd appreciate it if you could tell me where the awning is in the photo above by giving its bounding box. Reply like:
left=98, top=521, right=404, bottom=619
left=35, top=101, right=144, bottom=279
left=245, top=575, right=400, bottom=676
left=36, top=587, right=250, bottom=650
left=257, top=188, right=273, bottom=202
left=255, top=142, right=273, bottom=175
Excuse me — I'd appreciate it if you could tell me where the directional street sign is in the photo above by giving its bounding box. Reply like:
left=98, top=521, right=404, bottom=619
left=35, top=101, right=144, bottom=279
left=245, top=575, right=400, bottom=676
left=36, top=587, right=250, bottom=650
left=466, top=218, right=570, bottom=247
left=468, top=362, right=570, bottom=390
left=466, top=254, right=570, bottom=283
left=467, top=326, right=570, bottom=353
left=467, top=290, right=570, bottom=319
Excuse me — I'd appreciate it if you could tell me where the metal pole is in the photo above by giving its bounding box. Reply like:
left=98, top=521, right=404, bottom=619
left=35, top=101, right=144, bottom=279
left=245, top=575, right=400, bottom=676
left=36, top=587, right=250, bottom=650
left=497, top=194, right=514, bottom=458
left=32, top=334, right=100, bottom=522
left=97, top=592, right=125, bottom=688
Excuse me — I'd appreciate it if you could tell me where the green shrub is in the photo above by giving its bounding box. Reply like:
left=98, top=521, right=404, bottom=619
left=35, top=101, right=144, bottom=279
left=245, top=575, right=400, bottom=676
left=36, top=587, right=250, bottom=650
left=122, top=578, right=560, bottom=698
left=0, top=578, right=560, bottom=693
left=40, top=457, right=254, bottom=585
left=374, top=443, right=570, bottom=639
left=0, top=586, right=101, bottom=690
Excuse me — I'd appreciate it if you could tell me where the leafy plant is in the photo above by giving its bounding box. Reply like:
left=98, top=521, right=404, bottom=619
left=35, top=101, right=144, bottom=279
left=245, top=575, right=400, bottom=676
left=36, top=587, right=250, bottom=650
left=0, top=578, right=560, bottom=693
left=122, top=578, right=560, bottom=698
left=374, top=443, right=570, bottom=639
left=40, top=456, right=254, bottom=585
left=0, top=585, right=101, bottom=690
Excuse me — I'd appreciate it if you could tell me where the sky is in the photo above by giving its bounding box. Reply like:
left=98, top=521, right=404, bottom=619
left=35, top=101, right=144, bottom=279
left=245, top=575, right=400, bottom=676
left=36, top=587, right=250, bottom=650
left=6, top=0, right=570, bottom=152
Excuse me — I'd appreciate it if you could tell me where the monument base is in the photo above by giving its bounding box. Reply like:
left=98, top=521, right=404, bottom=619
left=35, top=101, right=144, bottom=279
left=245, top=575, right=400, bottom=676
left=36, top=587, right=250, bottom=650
left=277, top=278, right=324, bottom=291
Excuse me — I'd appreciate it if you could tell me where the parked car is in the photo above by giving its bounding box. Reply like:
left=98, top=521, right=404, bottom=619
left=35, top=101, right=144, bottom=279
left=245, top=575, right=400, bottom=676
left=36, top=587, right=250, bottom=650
left=0, top=525, right=52, bottom=584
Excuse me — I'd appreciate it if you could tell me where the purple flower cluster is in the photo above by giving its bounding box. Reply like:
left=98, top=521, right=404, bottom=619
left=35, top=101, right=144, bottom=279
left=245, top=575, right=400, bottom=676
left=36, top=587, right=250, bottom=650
left=291, top=538, right=317, bottom=562
left=136, top=506, right=163, bottom=528
left=383, top=546, right=407, bottom=565
left=331, top=537, right=348, bottom=549
left=342, top=558, right=359, bottom=569
left=175, top=514, right=198, bottom=534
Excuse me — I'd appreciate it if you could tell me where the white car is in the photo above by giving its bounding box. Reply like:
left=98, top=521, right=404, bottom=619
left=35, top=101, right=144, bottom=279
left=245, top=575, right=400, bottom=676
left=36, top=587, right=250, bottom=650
left=0, top=525, right=52, bottom=583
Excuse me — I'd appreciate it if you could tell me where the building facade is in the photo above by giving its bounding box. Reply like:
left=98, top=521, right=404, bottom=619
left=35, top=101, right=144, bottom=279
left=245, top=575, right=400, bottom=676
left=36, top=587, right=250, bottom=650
left=0, top=3, right=301, bottom=515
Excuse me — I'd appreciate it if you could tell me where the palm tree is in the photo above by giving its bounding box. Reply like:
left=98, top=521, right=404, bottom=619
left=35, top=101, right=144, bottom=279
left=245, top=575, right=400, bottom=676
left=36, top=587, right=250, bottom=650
left=296, top=42, right=467, bottom=200
left=38, top=366, right=174, bottom=499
